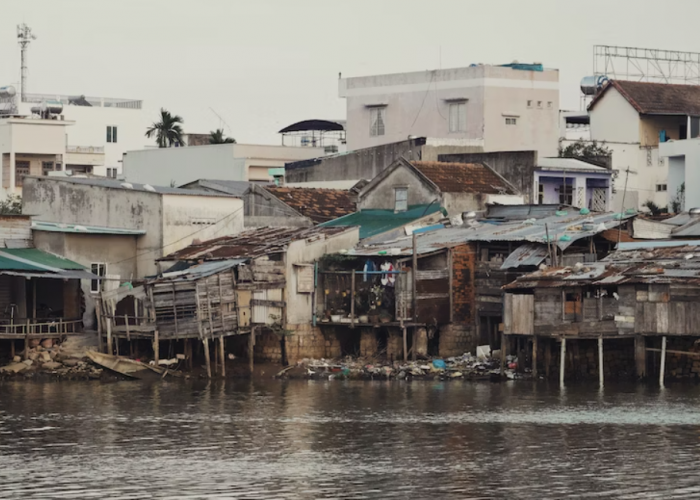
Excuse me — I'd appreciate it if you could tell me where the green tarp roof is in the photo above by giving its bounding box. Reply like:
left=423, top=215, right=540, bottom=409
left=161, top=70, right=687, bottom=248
left=0, top=249, right=86, bottom=272
left=319, top=204, right=442, bottom=239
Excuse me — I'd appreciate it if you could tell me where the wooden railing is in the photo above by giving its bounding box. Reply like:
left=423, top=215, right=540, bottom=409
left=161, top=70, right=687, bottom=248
left=0, top=318, right=82, bottom=337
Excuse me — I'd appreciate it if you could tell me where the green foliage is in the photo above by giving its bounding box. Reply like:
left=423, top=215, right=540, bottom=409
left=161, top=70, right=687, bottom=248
left=268, top=314, right=294, bottom=338
left=0, top=194, right=22, bottom=214
left=145, top=108, right=185, bottom=148
left=671, top=182, right=685, bottom=213
left=643, top=200, right=663, bottom=216
left=209, top=128, right=236, bottom=144
left=559, top=140, right=611, bottom=160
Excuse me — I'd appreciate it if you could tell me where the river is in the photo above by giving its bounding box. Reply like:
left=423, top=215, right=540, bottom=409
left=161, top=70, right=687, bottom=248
left=1, top=379, right=700, bottom=499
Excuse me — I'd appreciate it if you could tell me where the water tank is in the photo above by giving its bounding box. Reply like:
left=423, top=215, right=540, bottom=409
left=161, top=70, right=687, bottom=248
left=0, top=86, right=16, bottom=98
left=580, top=75, right=608, bottom=96
left=689, top=207, right=700, bottom=217
left=31, top=100, right=63, bottom=116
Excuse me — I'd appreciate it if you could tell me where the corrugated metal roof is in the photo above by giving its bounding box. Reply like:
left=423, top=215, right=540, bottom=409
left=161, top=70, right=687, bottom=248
left=31, top=176, right=233, bottom=197
left=615, top=240, right=700, bottom=251
left=500, top=243, right=548, bottom=269
left=32, top=221, right=146, bottom=235
left=160, top=226, right=354, bottom=261
left=485, top=204, right=571, bottom=220
left=537, top=157, right=610, bottom=173
left=158, top=259, right=248, bottom=282
left=0, top=249, right=85, bottom=271
left=320, top=204, right=442, bottom=239
left=661, top=213, right=692, bottom=226
left=672, top=218, right=700, bottom=237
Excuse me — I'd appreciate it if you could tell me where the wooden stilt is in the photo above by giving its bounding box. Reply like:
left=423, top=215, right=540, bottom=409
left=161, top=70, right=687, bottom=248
left=185, top=339, right=192, bottom=370
left=203, top=337, right=212, bottom=378
left=106, top=318, right=113, bottom=355
left=598, top=336, right=604, bottom=388
left=545, top=338, right=552, bottom=378
left=153, top=330, right=160, bottom=365
left=559, top=338, right=566, bottom=387
left=219, top=336, right=226, bottom=378
left=659, top=336, right=667, bottom=388
left=635, top=335, right=646, bottom=379
left=411, top=327, right=417, bottom=361
left=214, top=337, right=219, bottom=375
left=248, top=328, right=255, bottom=375
left=115, top=338, right=120, bottom=356
left=10, top=341, right=14, bottom=359
left=532, top=336, right=538, bottom=378
left=402, top=326, right=408, bottom=362
left=500, top=333, right=507, bottom=375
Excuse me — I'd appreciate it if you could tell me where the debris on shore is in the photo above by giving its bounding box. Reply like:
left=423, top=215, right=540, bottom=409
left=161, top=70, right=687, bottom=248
left=278, top=352, right=526, bottom=381
left=0, top=341, right=104, bottom=381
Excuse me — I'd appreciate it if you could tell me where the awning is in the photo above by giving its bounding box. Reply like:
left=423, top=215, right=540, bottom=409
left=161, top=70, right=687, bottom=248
left=0, top=270, right=100, bottom=280
left=0, top=249, right=99, bottom=280
left=500, top=243, right=548, bottom=270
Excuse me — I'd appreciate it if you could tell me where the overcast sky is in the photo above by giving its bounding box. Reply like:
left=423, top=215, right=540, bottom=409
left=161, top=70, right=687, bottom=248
left=1, top=0, right=698, bottom=145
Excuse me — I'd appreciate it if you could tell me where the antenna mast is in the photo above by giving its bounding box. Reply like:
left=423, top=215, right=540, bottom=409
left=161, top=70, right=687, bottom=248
left=17, top=23, right=37, bottom=102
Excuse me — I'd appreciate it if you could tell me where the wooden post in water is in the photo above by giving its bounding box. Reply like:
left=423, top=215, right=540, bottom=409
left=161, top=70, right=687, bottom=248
left=106, top=318, right=113, bottom=355
left=402, top=326, right=408, bottom=362
left=635, top=335, right=646, bottom=379
left=659, top=336, right=667, bottom=388
left=248, top=328, right=255, bottom=375
left=219, top=336, right=226, bottom=378
left=598, top=336, right=604, bottom=388
left=412, top=327, right=417, bottom=361
left=203, top=337, right=212, bottom=378
left=545, top=338, right=552, bottom=378
left=153, top=330, right=159, bottom=365
left=500, top=333, right=506, bottom=375
left=532, top=336, right=538, bottom=378
left=559, top=338, right=566, bottom=387
left=213, top=337, right=219, bottom=375
left=10, top=341, right=14, bottom=359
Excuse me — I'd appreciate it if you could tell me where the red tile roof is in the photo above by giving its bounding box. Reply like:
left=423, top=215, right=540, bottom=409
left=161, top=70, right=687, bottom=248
left=264, top=186, right=355, bottom=223
left=411, top=161, right=517, bottom=195
left=589, top=80, right=700, bottom=115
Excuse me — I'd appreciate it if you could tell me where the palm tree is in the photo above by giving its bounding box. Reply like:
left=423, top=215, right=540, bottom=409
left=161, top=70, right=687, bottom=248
left=209, top=128, right=236, bottom=144
left=145, top=108, right=185, bottom=148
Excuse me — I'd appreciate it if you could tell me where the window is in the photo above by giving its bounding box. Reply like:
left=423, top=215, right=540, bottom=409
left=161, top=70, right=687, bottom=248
left=505, top=117, right=517, bottom=125
left=15, top=161, right=29, bottom=187
left=537, top=101, right=543, bottom=108
left=449, top=102, right=467, bottom=132
left=547, top=101, right=553, bottom=109
left=538, top=183, right=544, bottom=204
left=90, top=263, right=107, bottom=293
left=527, top=100, right=533, bottom=108
left=106, top=168, right=117, bottom=179
left=369, top=107, right=385, bottom=137
left=394, top=187, right=408, bottom=212
left=106, top=125, right=118, bottom=143
left=42, top=161, right=54, bottom=176
left=656, top=184, right=668, bottom=192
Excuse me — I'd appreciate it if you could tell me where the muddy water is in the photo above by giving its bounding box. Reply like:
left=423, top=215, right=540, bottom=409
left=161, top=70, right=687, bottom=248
left=2, top=380, right=700, bottom=499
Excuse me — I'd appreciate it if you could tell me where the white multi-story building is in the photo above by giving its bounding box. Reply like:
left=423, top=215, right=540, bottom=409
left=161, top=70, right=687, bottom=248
left=588, top=80, right=700, bottom=210
left=339, top=63, right=560, bottom=158
left=17, top=93, right=148, bottom=178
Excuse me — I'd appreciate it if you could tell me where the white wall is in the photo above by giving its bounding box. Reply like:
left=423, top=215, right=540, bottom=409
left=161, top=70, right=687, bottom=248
left=160, top=194, right=244, bottom=258
left=340, top=65, right=559, bottom=158
left=123, top=143, right=326, bottom=187
left=660, top=139, right=700, bottom=209
left=589, top=88, right=640, bottom=144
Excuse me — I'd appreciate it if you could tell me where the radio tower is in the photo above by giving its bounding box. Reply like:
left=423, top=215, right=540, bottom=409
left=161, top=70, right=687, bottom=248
left=17, top=24, right=37, bottom=102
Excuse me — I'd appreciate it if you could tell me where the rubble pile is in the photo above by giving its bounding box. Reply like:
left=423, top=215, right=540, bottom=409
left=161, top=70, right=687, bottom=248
left=0, top=339, right=104, bottom=380
left=282, top=352, right=526, bottom=381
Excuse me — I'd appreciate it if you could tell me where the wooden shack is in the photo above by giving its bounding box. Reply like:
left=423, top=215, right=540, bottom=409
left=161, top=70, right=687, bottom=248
left=503, top=241, right=700, bottom=384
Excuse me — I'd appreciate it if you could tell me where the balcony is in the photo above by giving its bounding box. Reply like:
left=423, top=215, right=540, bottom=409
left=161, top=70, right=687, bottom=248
left=65, top=145, right=105, bottom=167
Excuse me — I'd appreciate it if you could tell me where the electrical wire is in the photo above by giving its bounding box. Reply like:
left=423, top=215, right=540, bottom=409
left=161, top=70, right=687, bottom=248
left=409, top=71, right=436, bottom=131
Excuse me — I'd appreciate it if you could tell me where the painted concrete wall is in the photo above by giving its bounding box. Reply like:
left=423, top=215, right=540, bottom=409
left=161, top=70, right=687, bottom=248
left=534, top=171, right=611, bottom=210
left=660, top=139, right=700, bottom=209
left=124, top=143, right=325, bottom=187
left=340, top=65, right=559, bottom=158
left=32, top=231, right=139, bottom=328
left=160, top=194, right=244, bottom=259
left=285, top=228, right=359, bottom=326
left=358, top=165, right=438, bottom=210
left=589, top=88, right=640, bottom=144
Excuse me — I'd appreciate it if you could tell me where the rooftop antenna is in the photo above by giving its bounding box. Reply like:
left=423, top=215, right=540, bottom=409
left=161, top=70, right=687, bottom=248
left=209, top=107, right=232, bottom=135
left=17, top=23, right=37, bottom=102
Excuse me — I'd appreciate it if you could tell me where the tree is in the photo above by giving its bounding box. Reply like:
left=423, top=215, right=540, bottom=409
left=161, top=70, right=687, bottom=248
left=0, top=194, right=22, bottom=214
left=209, top=128, right=236, bottom=144
left=145, top=108, right=185, bottom=148
left=559, top=140, right=611, bottom=162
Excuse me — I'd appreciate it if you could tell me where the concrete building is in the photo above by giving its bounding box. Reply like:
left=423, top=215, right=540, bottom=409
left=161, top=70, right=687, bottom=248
left=123, top=143, right=326, bottom=187
left=588, top=80, right=700, bottom=210
left=660, top=138, right=700, bottom=211
left=17, top=93, right=149, bottom=178
left=23, top=176, right=244, bottom=327
left=339, top=63, right=559, bottom=157
left=534, top=157, right=612, bottom=211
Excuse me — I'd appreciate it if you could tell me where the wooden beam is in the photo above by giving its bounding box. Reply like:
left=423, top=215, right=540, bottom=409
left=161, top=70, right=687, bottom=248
left=448, top=249, right=454, bottom=323
left=106, top=317, right=113, bottom=355
left=659, top=336, right=667, bottom=388
left=412, top=232, right=418, bottom=322
left=350, top=270, right=356, bottom=329
left=402, top=326, right=408, bottom=362
left=636, top=335, right=646, bottom=379
left=559, top=338, right=566, bottom=387
left=598, top=336, right=604, bottom=388
left=532, top=335, right=538, bottom=378
left=219, top=336, right=226, bottom=378
left=203, top=337, right=211, bottom=379
left=500, top=333, right=506, bottom=375
left=248, top=327, right=255, bottom=375
left=153, top=329, right=160, bottom=365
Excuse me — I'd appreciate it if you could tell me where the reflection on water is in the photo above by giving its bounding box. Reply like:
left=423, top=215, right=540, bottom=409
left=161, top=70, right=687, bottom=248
left=2, top=380, right=700, bottom=499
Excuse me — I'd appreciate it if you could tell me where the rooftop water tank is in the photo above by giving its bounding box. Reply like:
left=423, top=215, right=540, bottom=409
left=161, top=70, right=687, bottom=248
left=0, top=86, right=16, bottom=98
left=580, top=75, right=609, bottom=96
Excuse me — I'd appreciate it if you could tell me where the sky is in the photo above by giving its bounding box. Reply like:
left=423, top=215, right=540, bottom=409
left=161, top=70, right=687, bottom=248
left=1, top=0, right=699, bottom=145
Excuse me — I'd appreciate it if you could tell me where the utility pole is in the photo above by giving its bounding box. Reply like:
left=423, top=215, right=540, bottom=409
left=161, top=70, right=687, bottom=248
left=617, top=166, right=638, bottom=245
left=17, top=24, right=37, bottom=103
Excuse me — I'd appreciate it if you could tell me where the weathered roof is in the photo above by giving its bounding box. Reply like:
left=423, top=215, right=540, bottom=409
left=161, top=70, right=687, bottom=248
left=31, top=221, right=146, bottom=236
left=278, top=119, right=344, bottom=133
left=158, top=259, right=248, bottom=282
left=159, top=226, right=353, bottom=261
left=411, top=161, right=518, bottom=194
left=0, top=248, right=96, bottom=280
left=485, top=204, right=572, bottom=221
left=537, top=157, right=611, bottom=173
left=179, top=179, right=259, bottom=197
left=30, top=176, right=232, bottom=197
left=500, top=243, right=548, bottom=269
left=589, top=80, right=700, bottom=115
left=348, top=210, right=632, bottom=256
left=263, top=186, right=356, bottom=223
left=320, top=204, right=442, bottom=239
